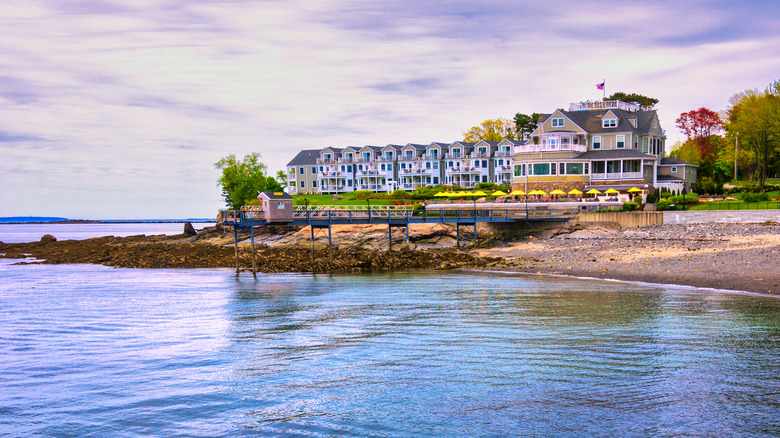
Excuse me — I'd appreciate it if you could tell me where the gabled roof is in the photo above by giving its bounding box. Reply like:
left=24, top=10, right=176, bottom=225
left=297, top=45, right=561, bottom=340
left=427, top=142, right=450, bottom=149
left=321, top=146, right=343, bottom=153
left=286, top=149, right=321, bottom=166
left=259, top=191, right=293, bottom=200
left=540, top=108, right=661, bottom=135
left=577, top=149, right=657, bottom=160
left=404, top=143, right=428, bottom=150
left=474, top=140, right=501, bottom=147
left=660, top=157, right=696, bottom=166
left=360, top=145, right=384, bottom=153
left=656, top=175, right=685, bottom=182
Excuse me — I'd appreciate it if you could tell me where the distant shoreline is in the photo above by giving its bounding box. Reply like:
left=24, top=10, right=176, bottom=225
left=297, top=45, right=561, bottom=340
left=0, top=218, right=215, bottom=224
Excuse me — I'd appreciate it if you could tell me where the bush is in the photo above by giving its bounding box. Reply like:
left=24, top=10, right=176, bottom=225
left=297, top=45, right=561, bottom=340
left=741, top=191, right=770, bottom=202
left=657, top=199, right=673, bottom=211
left=684, top=192, right=699, bottom=204
left=476, top=182, right=497, bottom=190
left=622, top=202, right=639, bottom=211
left=391, top=189, right=408, bottom=198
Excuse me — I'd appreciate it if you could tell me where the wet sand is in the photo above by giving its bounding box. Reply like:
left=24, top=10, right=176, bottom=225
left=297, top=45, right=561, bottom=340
left=476, top=223, right=780, bottom=295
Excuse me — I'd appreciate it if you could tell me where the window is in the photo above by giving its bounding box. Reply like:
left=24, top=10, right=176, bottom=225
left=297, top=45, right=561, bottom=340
left=380, top=164, right=385, bottom=171
left=671, top=166, right=678, bottom=173
left=603, top=118, right=617, bottom=128
left=593, top=136, right=601, bottom=149
left=347, top=180, right=352, bottom=187
left=388, top=163, right=392, bottom=170
left=299, top=167, right=304, bottom=174
left=385, top=152, right=393, bottom=160
left=549, top=138, right=558, bottom=150
left=311, top=166, right=316, bottom=173
left=533, top=163, right=550, bottom=175
left=551, top=118, right=564, bottom=127
left=514, top=165, right=522, bottom=176
left=340, top=165, right=345, bottom=172
left=299, top=181, right=305, bottom=188
left=312, top=181, right=317, bottom=187
left=642, top=137, right=649, bottom=153
left=617, top=135, right=625, bottom=149
left=482, top=160, right=487, bottom=167
left=551, top=163, right=556, bottom=175
left=584, top=163, right=590, bottom=174
left=401, top=163, right=406, bottom=169
left=498, top=159, right=503, bottom=166
left=560, top=163, right=565, bottom=175
left=433, top=162, right=438, bottom=169
left=362, top=152, right=370, bottom=161
left=405, top=151, right=413, bottom=159
left=566, top=163, right=584, bottom=175
left=426, top=162, right=431, bottom=169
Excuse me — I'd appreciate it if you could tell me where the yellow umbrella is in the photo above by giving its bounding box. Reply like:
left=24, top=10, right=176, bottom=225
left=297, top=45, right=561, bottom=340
left=586, top=189, right=601, bottom=194
left=568, top=189, right=583, bottom=195
left=627, top=187, right=642, bottom=193
left=605, top=188, right=620, bottom=194
left=549, top=189, right=566, bottom=195
left=535, top=189, right=547, bottom=195
left=473, top=191, right=488, bottom=196
left=492, top=190, right=508, bottom=196
left=510, top=189, right=526, bottom=196
left=434, top=191, right=449, bottom=197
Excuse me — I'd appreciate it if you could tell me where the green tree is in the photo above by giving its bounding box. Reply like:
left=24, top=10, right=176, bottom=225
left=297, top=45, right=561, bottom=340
left=605, top=92, right=659, bottom=109
left=514, top=112, right=541, bottom=139
left=214, top=153, right=277, bottom=209
left=725, top=80, right=780, bottom=189
left=275, top=170, right=289, bottom=189
left=463, top=118, right=516, bottom=142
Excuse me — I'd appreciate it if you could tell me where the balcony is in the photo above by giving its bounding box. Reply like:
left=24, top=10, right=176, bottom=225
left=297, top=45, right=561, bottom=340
left=514, top=144, right=588, bottom=154
left=319, top=171, right=343, bottom=177
left=591, top=172, right=643, bottom=180
left=494, top=150, right=512, bottom=157
left=316, top=158, right=335, bottom=164
left=472, top=152, right=491, bottom=158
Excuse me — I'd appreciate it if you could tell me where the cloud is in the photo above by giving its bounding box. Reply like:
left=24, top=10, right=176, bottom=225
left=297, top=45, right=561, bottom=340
left=0, top=0, right=778, bottom=218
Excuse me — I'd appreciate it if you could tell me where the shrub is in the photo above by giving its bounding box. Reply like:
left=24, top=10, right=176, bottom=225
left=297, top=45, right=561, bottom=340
left=657, top=199, right=673, bottom=211
left=622, top=202, right=639, bottom=211
left=391, top=189, right=408, bottom=198
left=476, top=182, right=497, bottom=190
left=684, top=192, right=699, bottom=204
left=741, top=191, right=770, bottom=202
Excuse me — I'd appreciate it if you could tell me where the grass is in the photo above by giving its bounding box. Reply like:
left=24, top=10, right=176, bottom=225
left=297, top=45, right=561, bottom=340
left=729, top=178, right=780, bottom=188
left=687, top=200, right=779, bottom=211
left=293, top=194, right=414, bottom=206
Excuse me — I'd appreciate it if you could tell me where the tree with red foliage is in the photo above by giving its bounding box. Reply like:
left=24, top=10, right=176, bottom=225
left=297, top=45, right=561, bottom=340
left=675, top=107, right=723, bottom=160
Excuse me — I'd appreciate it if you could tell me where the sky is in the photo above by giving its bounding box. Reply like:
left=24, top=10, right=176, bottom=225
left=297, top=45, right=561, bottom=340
left=1, top=0, right=779, bottom=219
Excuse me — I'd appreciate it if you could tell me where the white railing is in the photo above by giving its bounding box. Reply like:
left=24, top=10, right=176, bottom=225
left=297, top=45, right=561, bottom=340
left=293, top=205, right=414, bottom=219
left=591, top=172, right=642, bottom=180
left=569, top=100, right=643, bottom=112
left=515, top=144, right=588, bottom=154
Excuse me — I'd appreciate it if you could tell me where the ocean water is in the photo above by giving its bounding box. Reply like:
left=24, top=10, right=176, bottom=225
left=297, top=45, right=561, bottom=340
left=0, top=222, right=215, bottom=243
left=1, top=261, right=778, bottom=437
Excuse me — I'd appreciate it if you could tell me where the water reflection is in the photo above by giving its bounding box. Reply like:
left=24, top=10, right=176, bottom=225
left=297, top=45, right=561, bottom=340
left=224, top=271, right=780, bottom=437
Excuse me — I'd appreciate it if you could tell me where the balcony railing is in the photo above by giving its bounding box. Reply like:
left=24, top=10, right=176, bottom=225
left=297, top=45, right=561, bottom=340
left=514, top=144, right=588, bottom=154
left=319, top=171, right=344, bottom=177
left=591, top=172, right=643, bottom=180
left=317, top=158, right=334, bottom=164
left=472, top=152, right=491, bottom=158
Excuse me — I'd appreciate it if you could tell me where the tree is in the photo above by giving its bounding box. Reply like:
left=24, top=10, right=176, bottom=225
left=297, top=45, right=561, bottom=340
left=605, top=92, right=659, bottom=109
left=214, top=152, right=277, bottom=209
left=725, top=82, right=780, bottom=189
left=463, top=118, right=516, bottom=142
left=669, top=140, right=701, bottom=164
left=676, top=107, right=723, bottom=160
left=275, top=170, right=289, bottom=189
left=514, top=112, right=541, bottom=139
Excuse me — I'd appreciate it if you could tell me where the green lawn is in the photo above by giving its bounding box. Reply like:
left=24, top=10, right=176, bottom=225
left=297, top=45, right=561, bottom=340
left=729, top=178, right=780, bottom=188
left=687, top=200, right=780, bottom=211
left=293, top=194, right=415, bottom=206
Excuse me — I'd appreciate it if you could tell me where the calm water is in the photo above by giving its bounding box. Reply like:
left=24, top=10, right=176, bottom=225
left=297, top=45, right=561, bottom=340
left=1, top=262, right=779, bottom=437
left=0, top=222, right=214, bottom=244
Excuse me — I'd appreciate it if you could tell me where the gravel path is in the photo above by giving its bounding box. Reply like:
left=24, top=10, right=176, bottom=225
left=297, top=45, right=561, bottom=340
left=477, top=223, right=780, bottom=295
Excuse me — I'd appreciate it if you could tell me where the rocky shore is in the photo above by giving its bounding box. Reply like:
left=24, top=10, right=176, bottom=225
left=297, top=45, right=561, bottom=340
left=2, top=221, right=778, bottom=295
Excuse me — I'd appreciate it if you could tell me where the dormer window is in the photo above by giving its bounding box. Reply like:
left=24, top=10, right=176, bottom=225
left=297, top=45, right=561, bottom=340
left=603, top=118, right=617, bottom=128
left=551, top=118, right=564, bottom=127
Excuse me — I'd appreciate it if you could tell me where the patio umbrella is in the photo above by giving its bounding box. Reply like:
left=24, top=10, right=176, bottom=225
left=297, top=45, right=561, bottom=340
left=510, top=189, right=526, bottom=196
left=568, top=189, right=583, bottom=195
left=604, top=188, right=620, bottom=194
left=627, top=187, right=642, bottom=193
left=549, top=189, right=566, bottom=195
left=535, top=189, right=547, bottom=195
left=473, top=191, right=488, bottom=197
left=492, top=190, right=508, bottom=196
left=586, top=189, right=601, bottom=195
left=434, top=191, right=449, bottom=197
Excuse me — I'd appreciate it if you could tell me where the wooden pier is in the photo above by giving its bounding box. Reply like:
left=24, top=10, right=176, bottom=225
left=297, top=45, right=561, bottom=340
left=220, top=203, right=585, bottom=276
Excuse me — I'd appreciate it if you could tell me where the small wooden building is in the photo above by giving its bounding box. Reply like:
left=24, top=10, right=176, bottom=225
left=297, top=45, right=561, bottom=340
left=258, top=191, right=294, bottom=223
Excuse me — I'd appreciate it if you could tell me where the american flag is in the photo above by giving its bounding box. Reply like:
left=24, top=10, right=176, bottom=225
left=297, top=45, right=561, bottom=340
left=596, top=81, right=605, bottom=90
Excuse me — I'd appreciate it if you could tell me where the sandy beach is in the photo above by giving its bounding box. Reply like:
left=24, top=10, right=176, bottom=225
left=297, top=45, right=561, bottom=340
left=476, top=223, right=780, bottom=295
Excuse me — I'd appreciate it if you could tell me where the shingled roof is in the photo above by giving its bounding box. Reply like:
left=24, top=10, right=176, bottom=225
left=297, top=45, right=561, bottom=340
left=540, top=108, right=660, bottom=135
left=286, top=149, right=321, bottom=166
left=577, top=149, right=657, bottom=160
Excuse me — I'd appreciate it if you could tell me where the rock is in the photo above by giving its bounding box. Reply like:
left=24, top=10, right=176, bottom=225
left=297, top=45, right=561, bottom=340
left=40, top=234, right=57, bottom=243
left=183, top=222, right=197, bottom=236
left=332, top=195, right=344, bottom=201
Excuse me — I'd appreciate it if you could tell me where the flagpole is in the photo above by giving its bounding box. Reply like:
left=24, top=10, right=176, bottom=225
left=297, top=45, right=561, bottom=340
left=602, top=79, right=605, bottom=99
